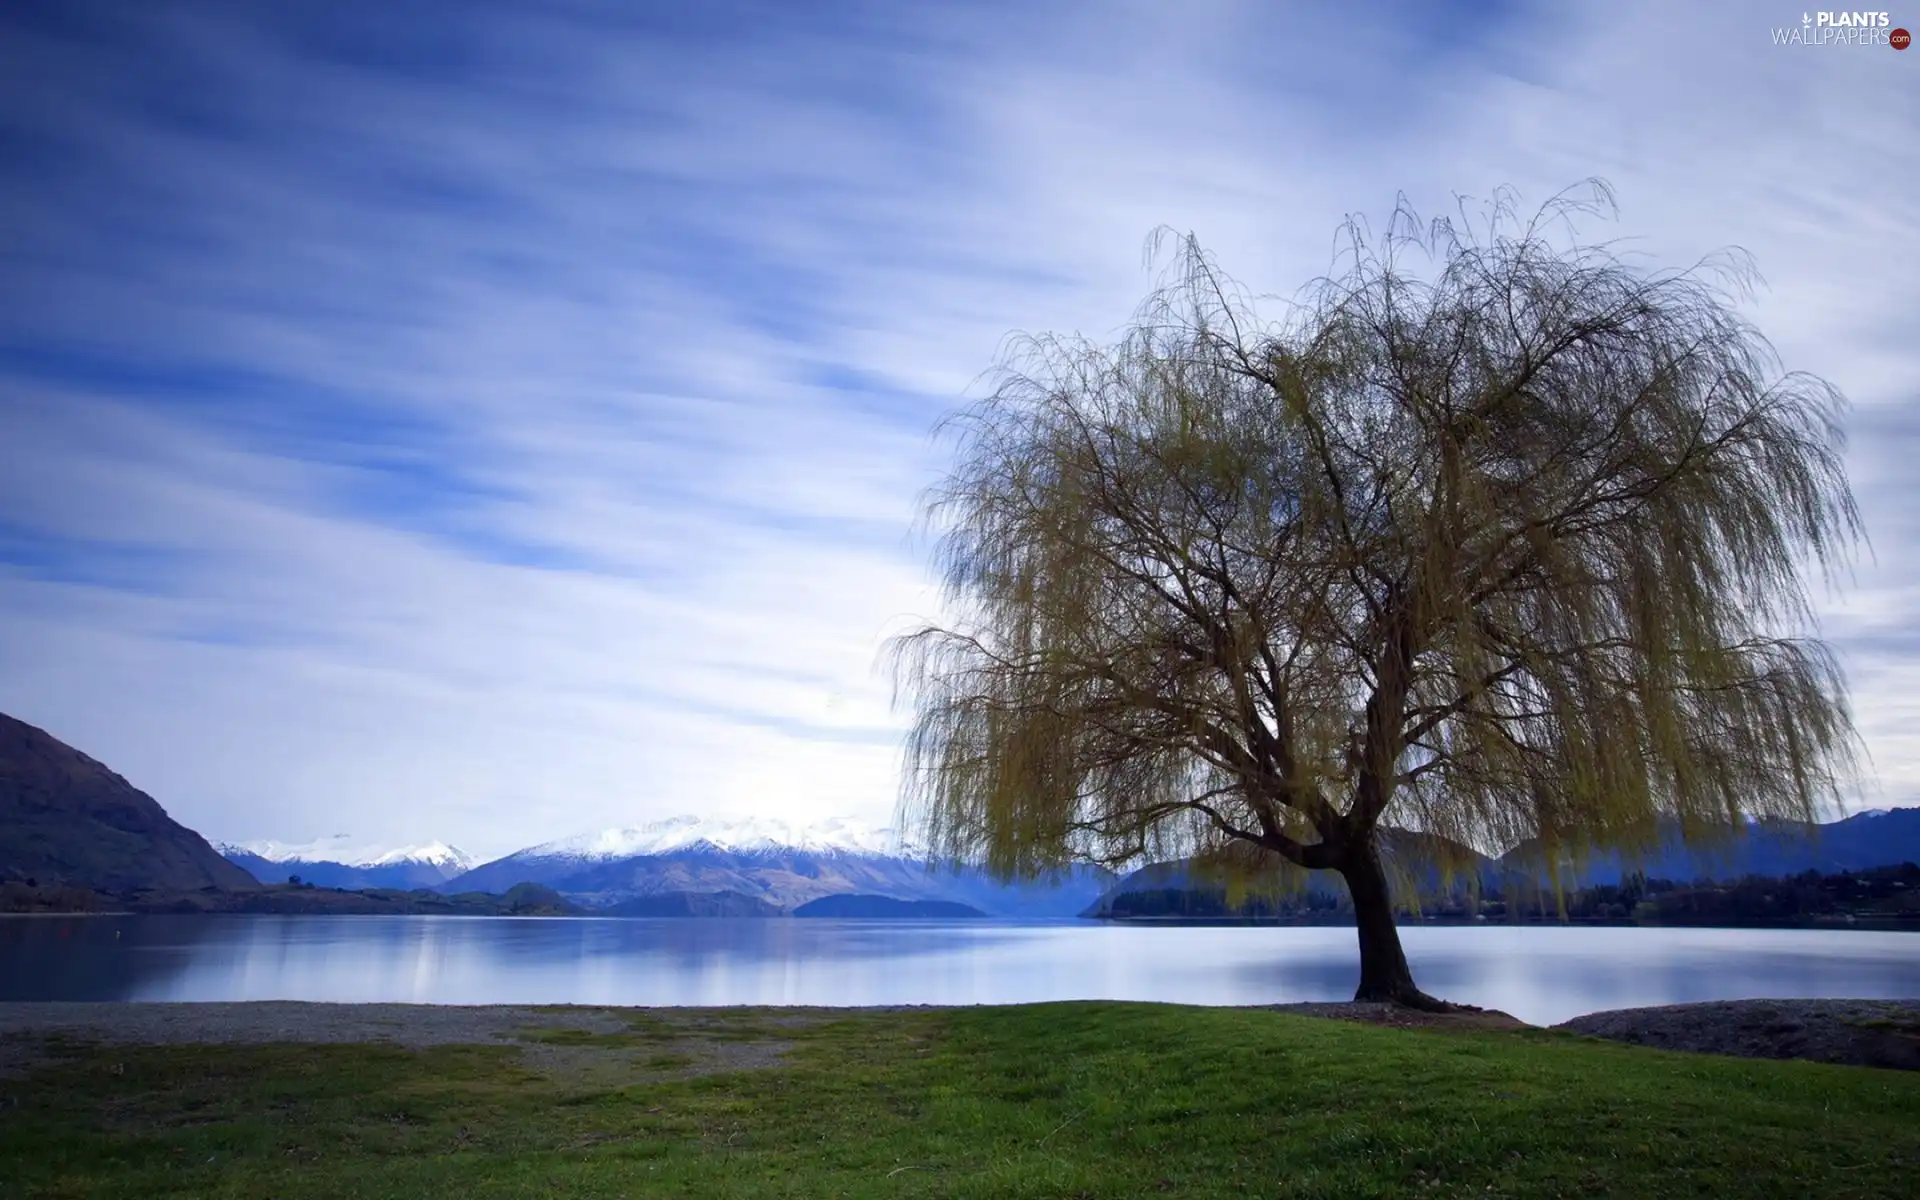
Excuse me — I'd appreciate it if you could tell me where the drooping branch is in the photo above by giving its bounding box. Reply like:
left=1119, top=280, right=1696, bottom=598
left=894, top=182, right=1864, bottom=926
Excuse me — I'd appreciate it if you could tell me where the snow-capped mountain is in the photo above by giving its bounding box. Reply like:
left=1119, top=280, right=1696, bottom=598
left=514, top=815, right=915, bottom=861
left=219, top=836, right=476, bottom=890
left=226, top=836, right=475, bottom=870
left=441, top=815, right=1108, bottom=917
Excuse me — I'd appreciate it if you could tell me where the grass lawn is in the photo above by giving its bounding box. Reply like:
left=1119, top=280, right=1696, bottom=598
left=2, top=1002, right=1916, bottom=1198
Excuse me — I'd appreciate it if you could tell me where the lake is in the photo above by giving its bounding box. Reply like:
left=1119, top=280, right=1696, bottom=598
left=2, top=915, right=1915, bottom=1026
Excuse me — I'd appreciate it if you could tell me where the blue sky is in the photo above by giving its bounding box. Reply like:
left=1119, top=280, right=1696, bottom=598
left=1, top=0, right=1915, bottom=861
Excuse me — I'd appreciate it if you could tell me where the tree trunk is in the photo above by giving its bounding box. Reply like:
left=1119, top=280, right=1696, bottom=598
left=1339, top=840, right=1456, bottom=1012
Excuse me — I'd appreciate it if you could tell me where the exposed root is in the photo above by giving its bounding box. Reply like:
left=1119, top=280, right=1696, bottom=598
left=1352, top=985, right=1480, bottom=1014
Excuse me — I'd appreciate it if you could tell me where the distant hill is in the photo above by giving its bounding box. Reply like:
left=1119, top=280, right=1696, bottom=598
left=1083, top=829, right=1505, bottom=920
left=601, top=890, right=784, bottom=917
left=66, top=880, right=580, bottom=917
left=1083, top=811, right=1920, bottom=920
left=219, top=837, right=475, bottom=890
left=1497, top=809, right=1920, bottom=888
left=441, top=816, right=1114, bottom=917
left=917, top=863, right=1118, bottom=918
left=0, top=712, right=256, bottom=894
left=792, top=894, right=986, bottom=918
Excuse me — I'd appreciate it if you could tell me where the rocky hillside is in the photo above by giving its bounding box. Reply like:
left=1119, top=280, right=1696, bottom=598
left=0, top=712, right=256, bottom=893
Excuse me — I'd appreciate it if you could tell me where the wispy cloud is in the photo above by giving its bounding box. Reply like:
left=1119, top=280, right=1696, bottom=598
left=2, top=0, right=1913, bottom=859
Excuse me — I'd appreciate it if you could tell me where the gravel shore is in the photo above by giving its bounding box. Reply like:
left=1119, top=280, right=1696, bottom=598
left=3, top=997, right=1916, bottom=1074
left=1554, top=998, right=1920, bottom=1071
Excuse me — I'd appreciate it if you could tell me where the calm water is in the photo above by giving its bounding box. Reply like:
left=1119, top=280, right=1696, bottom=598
left=2, top=915, right=1915, bottom=1026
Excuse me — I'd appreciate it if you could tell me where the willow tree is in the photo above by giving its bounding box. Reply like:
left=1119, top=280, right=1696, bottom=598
left=889, top=184, right=1866, bottom=1009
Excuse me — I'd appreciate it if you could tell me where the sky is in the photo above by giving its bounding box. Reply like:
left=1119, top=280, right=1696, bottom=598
left=0, top=0, right=1915, bottom=863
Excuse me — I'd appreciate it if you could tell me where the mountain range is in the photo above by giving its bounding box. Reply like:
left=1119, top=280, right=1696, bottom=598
left=224, top=810, right=1920, bottom=920
left=406, top=815, right=1112, bottom=917
left=216, top=837, right=477, bottom=890
left=1086, top=810, right=1920, bottom=917
left=215, top=814, right=1113, bottom=917
left=1494, top=808, right=1920, bottom=888
left=7, top=706, right=1916, bottom=919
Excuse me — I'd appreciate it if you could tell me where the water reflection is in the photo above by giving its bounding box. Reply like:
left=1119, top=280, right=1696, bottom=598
left=1, top=915, right=1914, bottom=1025
left=0, top=914, right=217, bottom=1001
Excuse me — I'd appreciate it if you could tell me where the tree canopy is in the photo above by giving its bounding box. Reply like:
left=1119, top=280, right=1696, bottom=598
left=891, top=183, right=1866, bottom=1007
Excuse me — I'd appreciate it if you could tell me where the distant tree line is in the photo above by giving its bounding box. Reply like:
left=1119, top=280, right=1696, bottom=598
left=0, top=876, right=576, bottom=916
left=1098, top=862, right=1920, bottom=927
left=1521, top=862, right=1920, bottom=927
left=0, top=878, right=111, bottom=913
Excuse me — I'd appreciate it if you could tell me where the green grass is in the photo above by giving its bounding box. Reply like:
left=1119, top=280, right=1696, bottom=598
left=514, top=1009, right=790, bottom=1046
left=3, top=1003, right=1916, bottom=1198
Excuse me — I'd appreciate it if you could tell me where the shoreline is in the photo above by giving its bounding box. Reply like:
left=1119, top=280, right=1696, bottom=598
left=6, top=909, right=1916, bottom=931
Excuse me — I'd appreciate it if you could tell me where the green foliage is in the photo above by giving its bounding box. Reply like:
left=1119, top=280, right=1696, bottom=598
left=3, top=1004, right=1915, bottom=1197
left=893, top=181, right=1865, bottom=905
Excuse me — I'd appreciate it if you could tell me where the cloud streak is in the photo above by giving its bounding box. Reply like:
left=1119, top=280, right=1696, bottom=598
left=1, top=0, right=1914, bottom=859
